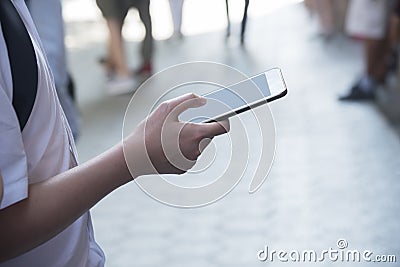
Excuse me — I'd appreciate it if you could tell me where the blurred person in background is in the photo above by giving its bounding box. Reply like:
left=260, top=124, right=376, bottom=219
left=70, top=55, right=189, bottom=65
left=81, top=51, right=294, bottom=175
left=26, top=0, right=80, bottom=139
left=339, top=0, right=394, bottom=101
left=167, top=0, right=250, bottom=43
left=168, top=0, right=184, bottom=40
left=96, top=0, right=153, bottom=95
left=304, top=0, right=342, bottom=39
left=225, top=0, right=250, bottom=44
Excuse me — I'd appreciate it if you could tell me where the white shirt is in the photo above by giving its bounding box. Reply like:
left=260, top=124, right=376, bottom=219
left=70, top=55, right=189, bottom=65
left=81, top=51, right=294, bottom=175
left=0, top=0, right=105, bottom=266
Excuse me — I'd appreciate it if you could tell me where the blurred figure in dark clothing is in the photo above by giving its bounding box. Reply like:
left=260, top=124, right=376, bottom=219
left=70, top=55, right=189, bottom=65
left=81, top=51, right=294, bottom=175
left=225, top=0, right=250, bottom=44
left=339, top=0, right=400, bottom=101
left=97, top=0, right=153, bottom=95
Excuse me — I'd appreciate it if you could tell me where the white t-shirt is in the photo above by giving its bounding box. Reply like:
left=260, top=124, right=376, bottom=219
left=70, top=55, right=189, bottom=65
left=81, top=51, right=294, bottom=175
left=0, top=0, right=105, bottom=266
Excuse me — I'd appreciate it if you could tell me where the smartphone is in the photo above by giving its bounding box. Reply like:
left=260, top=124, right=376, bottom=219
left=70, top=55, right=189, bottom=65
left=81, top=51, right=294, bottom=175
left=179, top=68, right=287, bottom=123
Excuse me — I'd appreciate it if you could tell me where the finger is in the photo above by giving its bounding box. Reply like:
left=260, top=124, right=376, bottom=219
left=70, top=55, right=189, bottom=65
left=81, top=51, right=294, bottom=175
left=200, top=119, right=230, bottom=138
left=167, top=93, right=207, bottom=120
left=167, top=93, right=202, bottom=110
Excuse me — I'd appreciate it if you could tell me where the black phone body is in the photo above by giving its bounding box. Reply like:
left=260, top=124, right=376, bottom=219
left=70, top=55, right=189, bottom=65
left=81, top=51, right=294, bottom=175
left=179, top=68, right=287, bottom=123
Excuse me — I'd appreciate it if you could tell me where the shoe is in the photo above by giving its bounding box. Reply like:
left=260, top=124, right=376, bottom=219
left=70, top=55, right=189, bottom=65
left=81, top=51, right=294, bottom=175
left=98, top=56, right=116, bottom=79
left=135, top=62, right=153, bottom=81
left=106, top=75, right=138, bottom=95
left=166, top=31, right=183, bottom=42
left=338, top=83, right=375, bottom=101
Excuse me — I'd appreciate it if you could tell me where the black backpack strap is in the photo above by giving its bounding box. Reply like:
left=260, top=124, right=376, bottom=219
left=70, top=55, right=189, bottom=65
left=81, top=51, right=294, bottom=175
left=0, top=0, right=38, bottom=130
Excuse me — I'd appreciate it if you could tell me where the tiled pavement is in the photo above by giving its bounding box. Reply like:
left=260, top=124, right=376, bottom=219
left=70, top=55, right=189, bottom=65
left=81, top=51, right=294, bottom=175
left=66, top=1, right=400, bottom=266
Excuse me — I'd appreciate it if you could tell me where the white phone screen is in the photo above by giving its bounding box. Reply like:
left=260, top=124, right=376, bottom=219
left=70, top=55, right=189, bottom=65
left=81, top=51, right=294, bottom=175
left=179, top=72, right=272, bottom=123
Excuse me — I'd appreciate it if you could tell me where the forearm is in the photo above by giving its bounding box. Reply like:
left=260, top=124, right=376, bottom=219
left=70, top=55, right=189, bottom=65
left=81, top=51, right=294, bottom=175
left=0, top=93, right=230, bottom=263
left=0, top=142, right=133, bottom=262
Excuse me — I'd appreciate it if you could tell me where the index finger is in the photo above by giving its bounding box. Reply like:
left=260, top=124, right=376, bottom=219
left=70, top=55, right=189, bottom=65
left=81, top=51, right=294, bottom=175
left=167, top=93, right=204, bottom=110
left=166, top=93, right=206, bottom=121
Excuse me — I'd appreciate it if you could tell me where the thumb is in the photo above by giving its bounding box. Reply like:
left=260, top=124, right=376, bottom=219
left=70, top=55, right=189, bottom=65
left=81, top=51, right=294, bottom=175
left=200, top=119, right=230, bottom=138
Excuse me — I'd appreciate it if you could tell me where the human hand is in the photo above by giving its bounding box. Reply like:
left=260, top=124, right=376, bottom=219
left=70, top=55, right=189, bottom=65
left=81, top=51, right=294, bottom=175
left=124, top=93, right=230, bottom=178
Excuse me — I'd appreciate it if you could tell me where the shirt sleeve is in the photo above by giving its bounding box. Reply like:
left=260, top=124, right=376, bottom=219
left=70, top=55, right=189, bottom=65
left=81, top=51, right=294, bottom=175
left=0, top=85, right=29, bottom=209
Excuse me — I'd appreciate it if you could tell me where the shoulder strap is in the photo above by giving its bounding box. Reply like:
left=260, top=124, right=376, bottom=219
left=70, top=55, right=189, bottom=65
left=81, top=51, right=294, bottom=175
left=0, top=0, right=38, bottom=130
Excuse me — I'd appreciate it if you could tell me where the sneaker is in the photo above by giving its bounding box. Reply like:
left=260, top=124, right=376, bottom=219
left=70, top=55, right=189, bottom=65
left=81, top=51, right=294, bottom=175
left=166, top=31, right=183, bottom=42
left=98, top=56, right=115, bottom=79
left=135, top=62, right=153, bottom=76
left=338, top=83, right=375, bottom=101
left=106, top=75, right=138, bottom=95
left=133, top=63, right=153, bottom=83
